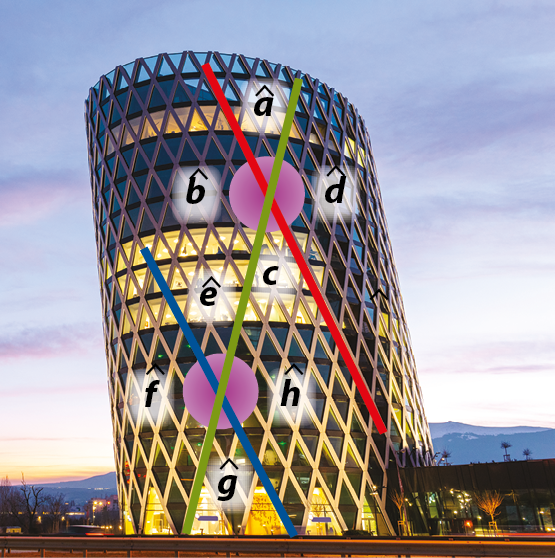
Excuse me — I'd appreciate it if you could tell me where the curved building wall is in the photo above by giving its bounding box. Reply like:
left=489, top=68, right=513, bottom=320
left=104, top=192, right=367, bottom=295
left=85, top=51, right=433, bottom=536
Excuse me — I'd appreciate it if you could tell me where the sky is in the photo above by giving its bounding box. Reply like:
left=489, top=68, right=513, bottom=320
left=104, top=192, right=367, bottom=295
left=0, top=0, right=553, bottom=483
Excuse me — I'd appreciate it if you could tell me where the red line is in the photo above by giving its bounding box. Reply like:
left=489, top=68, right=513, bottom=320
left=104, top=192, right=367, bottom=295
left=202, top=64, right=386, bottom=435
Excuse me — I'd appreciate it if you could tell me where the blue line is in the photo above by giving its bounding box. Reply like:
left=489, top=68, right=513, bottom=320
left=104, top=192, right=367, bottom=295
left=141, top=247, right=298, bottom=537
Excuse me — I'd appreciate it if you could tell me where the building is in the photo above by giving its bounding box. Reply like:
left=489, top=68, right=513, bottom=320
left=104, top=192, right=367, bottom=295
left=86, top=495, right=119, bottom=523
left=0, top=527, right=22, bottom=534
left=84, top=495, right=120, bottom=533
left=85, top=50, right=433, bottom=536
left=394, top=458, right=555, bottom=535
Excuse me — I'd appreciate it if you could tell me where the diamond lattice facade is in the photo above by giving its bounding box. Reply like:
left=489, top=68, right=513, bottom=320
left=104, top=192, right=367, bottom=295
left=85, top=51, right=434, bottom=536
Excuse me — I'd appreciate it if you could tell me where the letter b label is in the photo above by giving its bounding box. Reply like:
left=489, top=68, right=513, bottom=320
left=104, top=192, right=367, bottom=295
left=186, top=176, right=205, bottom=204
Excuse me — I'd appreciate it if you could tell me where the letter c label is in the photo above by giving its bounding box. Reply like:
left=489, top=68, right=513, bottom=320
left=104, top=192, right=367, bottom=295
left=263, top=266, right=279, bottom=286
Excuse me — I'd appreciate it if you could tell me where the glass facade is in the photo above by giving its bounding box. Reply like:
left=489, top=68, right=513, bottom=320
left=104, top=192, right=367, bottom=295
left=395, top=459, right=555, bottom=535
left=85, top=50, right=433, bottom=536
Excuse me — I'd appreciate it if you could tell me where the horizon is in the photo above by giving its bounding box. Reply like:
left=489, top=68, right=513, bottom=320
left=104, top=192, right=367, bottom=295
left=5, top=421, right=553, bottom=484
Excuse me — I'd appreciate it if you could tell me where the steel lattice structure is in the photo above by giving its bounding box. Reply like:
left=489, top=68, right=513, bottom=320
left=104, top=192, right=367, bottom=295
left=85, top=50, right=434, bottom=536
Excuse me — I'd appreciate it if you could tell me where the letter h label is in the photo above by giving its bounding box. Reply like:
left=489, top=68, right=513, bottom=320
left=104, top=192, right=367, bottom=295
left=280, top=378, right=300, bottom=407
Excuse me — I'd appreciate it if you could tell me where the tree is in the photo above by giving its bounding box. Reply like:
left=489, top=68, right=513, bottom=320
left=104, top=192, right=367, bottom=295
left=474, top=491, right=504, bottom=528
left=44, top=493, right=67, bottom=533
left=440, top=449, right=451, bottom=466
left=249, top=493, right=282, bottom=534
left=522, top=448, right=532, bottom=460
left=0, top=477, right=17, bottom=527
left=390, top=490, right=405, bottom=518
left=83, top=502, right=92, bottom=525
left=501, top=441, right=512, bottom=461
left=11, top=475, right=48, bottom=534
left=389, top=489, right=408, bottom=535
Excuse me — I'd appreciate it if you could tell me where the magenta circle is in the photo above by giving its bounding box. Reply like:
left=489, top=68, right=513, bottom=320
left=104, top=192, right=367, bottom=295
left=229, top=157, right=304, bottom=232
left=182, top=354, right=258, bottom=429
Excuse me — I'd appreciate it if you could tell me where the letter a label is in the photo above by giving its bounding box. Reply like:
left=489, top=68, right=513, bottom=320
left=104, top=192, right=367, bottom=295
left=254, top=86, right=275, bottom=117
left=254, top=96, right=273, bottom=117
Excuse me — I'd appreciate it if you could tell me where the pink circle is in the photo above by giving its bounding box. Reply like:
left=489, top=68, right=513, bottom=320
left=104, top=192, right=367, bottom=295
left=229, top=157, right=304, bottom=232
left=183, top=354, right=258, bottom=429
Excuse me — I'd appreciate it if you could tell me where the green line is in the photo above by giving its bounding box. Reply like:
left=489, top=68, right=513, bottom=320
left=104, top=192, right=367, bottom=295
left=183, top=78, right=303, bottom=534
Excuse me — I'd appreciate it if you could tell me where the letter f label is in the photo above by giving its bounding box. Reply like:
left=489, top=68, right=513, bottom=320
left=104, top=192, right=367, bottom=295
left=145, top=380, right=160, bottom=407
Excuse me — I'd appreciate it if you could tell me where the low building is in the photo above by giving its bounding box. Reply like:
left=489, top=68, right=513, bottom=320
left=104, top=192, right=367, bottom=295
left=0, top=526, right=22, bottom=534
left=86, top=494, right=119, bottom=523
left=392, top=458, right=555, bottom=535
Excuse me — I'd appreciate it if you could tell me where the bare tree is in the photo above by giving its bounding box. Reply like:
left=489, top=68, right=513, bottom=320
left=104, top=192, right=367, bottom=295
left=522, top=448, right=532, bottom=460
left=249, top=493, right=282, bottom=534
left=474, top=491, right=504, bottom=526
left=13, top=475, right=47, bottom=534
left=44, top=493, right=67, bottom=533
left=390, top=490, right=404, bottom=517
left=389, top=489, right=409, bottom=535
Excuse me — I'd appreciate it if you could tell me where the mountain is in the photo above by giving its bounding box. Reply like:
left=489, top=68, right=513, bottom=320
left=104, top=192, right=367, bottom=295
left=33, top=472, right=117, bottom=506
left=429, top=422, right=555, bottom=465
left=429, top=421, right=551, bottom=438
left=37, top=472, right=117, bottom=490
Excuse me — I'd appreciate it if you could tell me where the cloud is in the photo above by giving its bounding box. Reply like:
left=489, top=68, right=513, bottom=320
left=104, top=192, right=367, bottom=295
left=0, top=172, right=87, bottom=228
left=0, top=384, right=107, bottom=399
left=0, top=289, right=85, bottom=313
left=0, top=322, right=103, bottom=360
left=0, top=437, right=102, bottom=442
left=381, top=175, right=555, bottom=282
left=417, top=339, right=555, bottom=377
left=485, top=364, right=554, bottom=374
left=374, top=80, right=554, bottom=167
left=387, top=179, right=555, bottom=242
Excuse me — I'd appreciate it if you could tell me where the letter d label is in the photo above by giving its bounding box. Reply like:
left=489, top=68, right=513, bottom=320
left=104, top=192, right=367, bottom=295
left=325, top=175, right=346, bottom=204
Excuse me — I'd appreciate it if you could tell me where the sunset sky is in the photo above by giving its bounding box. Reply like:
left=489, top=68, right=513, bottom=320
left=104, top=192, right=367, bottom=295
left=0, top=0, right=553, bottom=483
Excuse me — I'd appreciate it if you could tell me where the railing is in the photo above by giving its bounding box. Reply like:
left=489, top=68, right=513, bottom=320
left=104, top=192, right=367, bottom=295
left=1, top=535, right=555, bottom=557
